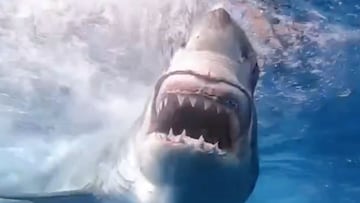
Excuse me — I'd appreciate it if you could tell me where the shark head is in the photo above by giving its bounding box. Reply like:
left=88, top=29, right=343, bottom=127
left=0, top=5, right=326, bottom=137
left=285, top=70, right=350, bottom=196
left=135, top=8, right=259, bottom=203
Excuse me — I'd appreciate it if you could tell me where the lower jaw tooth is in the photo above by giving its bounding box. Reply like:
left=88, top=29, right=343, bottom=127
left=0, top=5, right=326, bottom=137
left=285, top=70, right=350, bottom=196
left=185, top=138, right=192, bottom=145
left=208, top=147, right=216, bottom=154
left=199, top=135, right=204, bottom=143
left=158, top=132, right=227, bottom=155
left=159, top=134, right=166, bottom=139
left=197, top=135, right=205, bottom=148
left=216, top=148, right=226, bottom=155
left=178, top=135, right=185, bottom=143
left=197, top=142, right=204, bottom=149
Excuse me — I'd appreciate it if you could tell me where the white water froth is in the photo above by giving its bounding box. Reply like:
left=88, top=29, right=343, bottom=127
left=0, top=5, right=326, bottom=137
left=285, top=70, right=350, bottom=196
left=0, top=0, right=219, bottom=194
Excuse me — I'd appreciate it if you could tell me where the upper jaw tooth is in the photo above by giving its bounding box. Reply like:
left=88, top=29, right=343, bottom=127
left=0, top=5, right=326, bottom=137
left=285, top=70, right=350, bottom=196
left=204, top=100, right=211, bottom=110
left=169, top=128, right=175, bottom=136
left=216, top=105, right=222, bottom=114
left=163, top=96, right=168, bottom=107
left=181, top=129, right=186, bottom=137
left=156, top=102, right=162, bottom=114
left=189, top=96, right=197, bottom=107
left=173, top=94, right=228, bottom=115
left=177, top=95, right=185, bottom=106
left=156, top=96, right=168, bottom=114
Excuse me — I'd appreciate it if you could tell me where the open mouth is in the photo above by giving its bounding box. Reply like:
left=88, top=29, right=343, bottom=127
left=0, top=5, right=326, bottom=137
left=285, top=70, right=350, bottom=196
left=150, top=90, right=246, bottom=154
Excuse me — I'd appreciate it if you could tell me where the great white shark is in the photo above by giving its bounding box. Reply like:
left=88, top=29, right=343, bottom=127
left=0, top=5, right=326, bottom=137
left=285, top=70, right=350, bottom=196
left=0, top=7, right=260, bottom=203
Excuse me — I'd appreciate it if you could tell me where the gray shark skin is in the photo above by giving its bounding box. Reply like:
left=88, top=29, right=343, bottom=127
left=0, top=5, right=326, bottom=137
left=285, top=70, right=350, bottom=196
left=134, top=8, right=260, bottom=203
left=0, top=191, right=136, bottom=203
left=0, top=8, right=260, bottom=203
left=0, top=191, right=97, bottom=203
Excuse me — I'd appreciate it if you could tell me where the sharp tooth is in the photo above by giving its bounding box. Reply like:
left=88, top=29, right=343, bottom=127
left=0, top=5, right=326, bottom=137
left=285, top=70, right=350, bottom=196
left=218, top=150, right=226, bottom=156
left=157, top=101, right=164, bottom=114
left=189, top=96, right=197, bottom=107
left=177, top=95, right=185, bottom=106
left=179, top=134, right=185, bottom=143
left=156, top=103, right=161, bottom=114
left=208, top=142, right=217, bottom=154
left=213, top=142, right=226, bottom=155
left=169, top=128, right=174, bottom=136
left=216, top=105, right=222, bottom=114
left=181, top=129, right=186, bottom=137
left=160, top=101, right=164, bottom=110
left=198, top=135, right=205, bottom=149
left=199, top=135, right=204, bottom=143
left=160, top=134, right=166, bottom=139
left=204, top=100, right=211, bottom=110
left=163, top=97, right=168, bottom=107
left=184, top=137, right=190, bottom=144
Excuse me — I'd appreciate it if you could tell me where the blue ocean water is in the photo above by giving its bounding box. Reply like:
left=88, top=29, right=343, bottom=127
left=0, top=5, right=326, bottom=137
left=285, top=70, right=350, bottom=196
left=249, top=1, right=360, bottom=202
left=0, top=0, right=359, bottom=203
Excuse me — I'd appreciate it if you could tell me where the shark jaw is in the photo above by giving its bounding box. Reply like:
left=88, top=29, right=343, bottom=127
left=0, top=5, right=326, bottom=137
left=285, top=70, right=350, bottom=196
left=147, top=72, right=253, bottom=157
left=135, top=69, right=256, bottom=187
left=133, top=74, right=257, bottom=203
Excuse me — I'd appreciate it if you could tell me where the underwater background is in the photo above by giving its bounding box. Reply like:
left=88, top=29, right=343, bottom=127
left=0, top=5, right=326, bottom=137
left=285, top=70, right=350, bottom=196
left=0, top=0, right=359, bottom=202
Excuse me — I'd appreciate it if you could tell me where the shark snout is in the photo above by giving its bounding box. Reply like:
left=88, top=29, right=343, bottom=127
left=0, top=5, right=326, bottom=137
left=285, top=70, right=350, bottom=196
left=206, top=8, right=232, bottom=29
